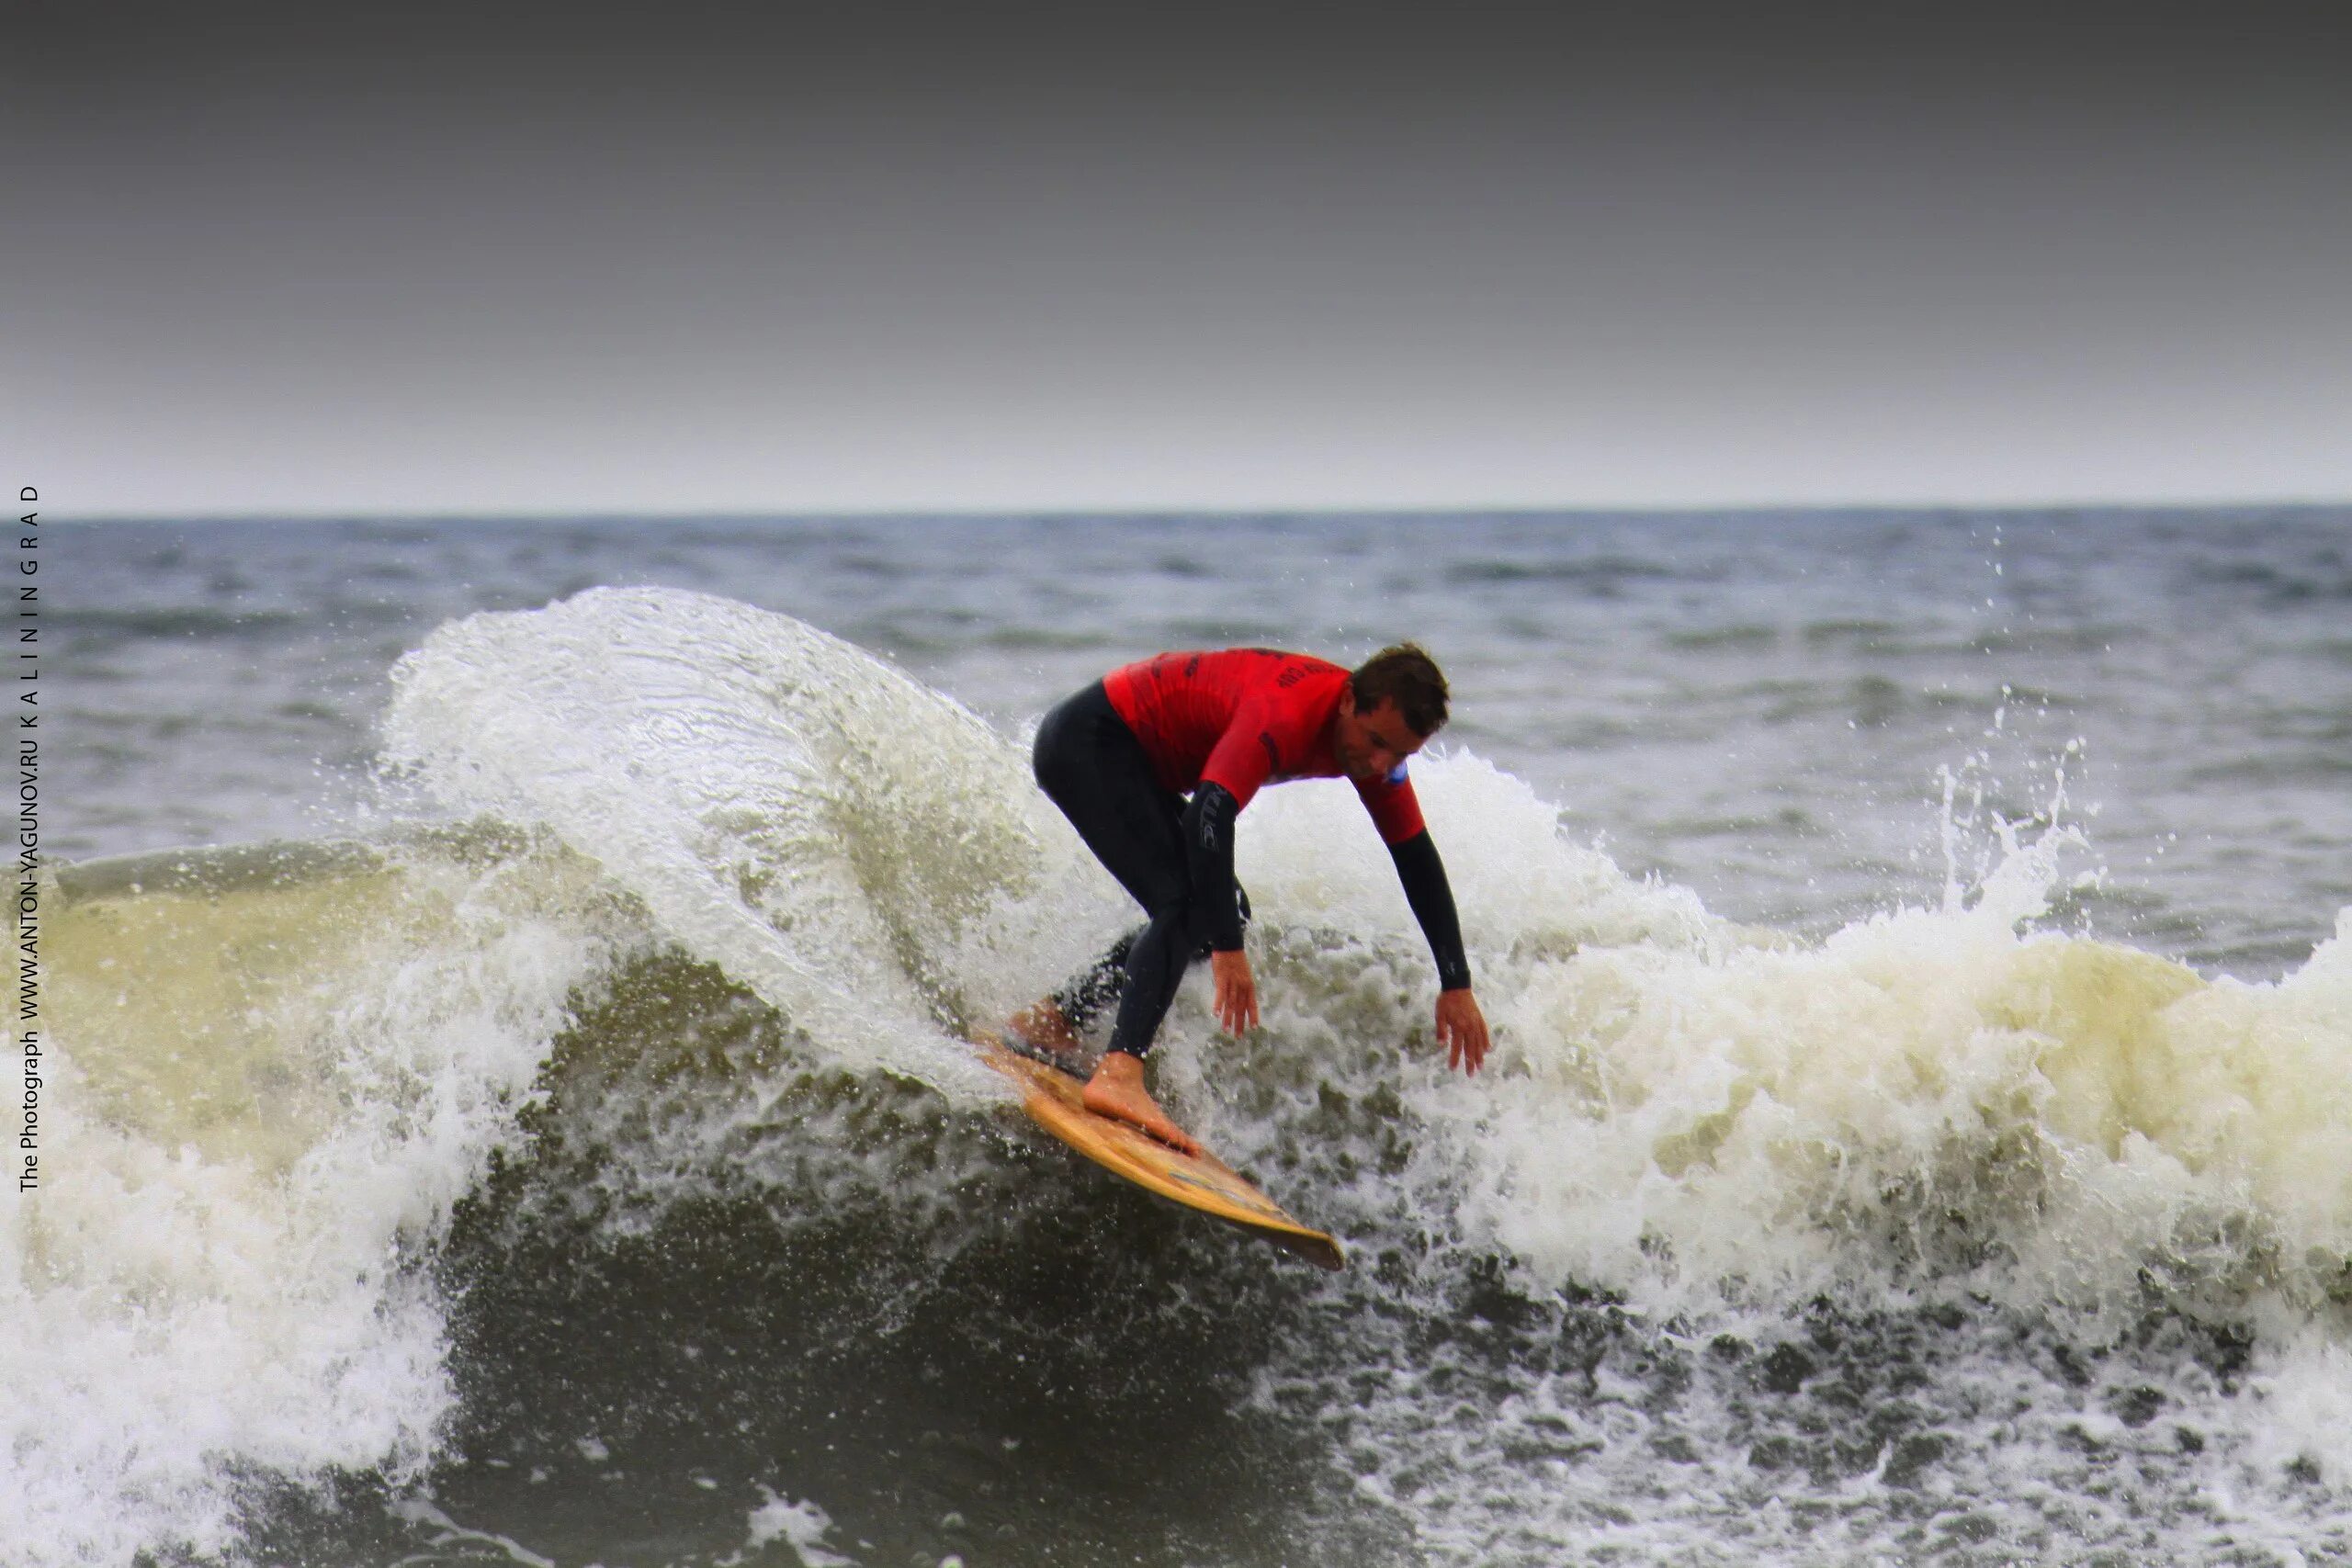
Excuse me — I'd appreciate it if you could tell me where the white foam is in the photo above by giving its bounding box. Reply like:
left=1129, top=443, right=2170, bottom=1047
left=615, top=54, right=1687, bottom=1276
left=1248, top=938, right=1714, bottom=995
left=1466, top=897, right=2350, bottom=1318
left=1225, top=763, right=2352, bottom=1558
left=739, top=1485, right=857, bottom=1567
left=387, top=1498, right=559, bottom=1567
left=2239, top=1317, right=2352, bottom=1488
left=10, top=850, right=639, bottom=1566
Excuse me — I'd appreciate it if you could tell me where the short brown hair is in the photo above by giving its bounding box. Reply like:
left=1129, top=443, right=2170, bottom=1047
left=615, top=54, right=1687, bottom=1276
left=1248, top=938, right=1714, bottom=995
left=1350, top=643, right=1449, bottom=737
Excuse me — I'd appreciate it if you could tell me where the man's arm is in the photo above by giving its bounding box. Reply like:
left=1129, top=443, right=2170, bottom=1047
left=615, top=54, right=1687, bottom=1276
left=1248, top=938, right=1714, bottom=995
left=1180, top=783, right=1260, bottom=1035
left=1387, top=830, right=1470, bottom=990
left=1189, top=691, right=1282, bottom=954
left=1180, top=783, right=1247, bottom=952
left=1387, top=830, right=1490, bottom=1073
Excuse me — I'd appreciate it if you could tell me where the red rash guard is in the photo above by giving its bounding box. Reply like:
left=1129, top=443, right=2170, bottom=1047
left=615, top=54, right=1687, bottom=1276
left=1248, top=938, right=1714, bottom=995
left=1102, top=649, right=1428, bottom=844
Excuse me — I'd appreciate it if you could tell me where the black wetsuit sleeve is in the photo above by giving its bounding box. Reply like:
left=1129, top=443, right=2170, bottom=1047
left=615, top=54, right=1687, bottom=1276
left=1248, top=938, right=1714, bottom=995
left=1388, top=829, right=1472, bottom=991
left=1181, top=782, right=1247, bottom=952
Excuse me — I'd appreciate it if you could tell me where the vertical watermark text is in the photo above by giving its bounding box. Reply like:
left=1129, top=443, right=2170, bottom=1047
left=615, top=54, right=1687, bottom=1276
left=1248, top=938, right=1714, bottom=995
left=16, top=487, right=38, bottom=1192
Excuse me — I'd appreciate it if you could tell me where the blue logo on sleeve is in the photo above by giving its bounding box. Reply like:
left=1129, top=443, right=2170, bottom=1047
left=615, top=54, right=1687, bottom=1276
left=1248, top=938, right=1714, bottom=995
left=1385, top=761, right=1409, bottom=785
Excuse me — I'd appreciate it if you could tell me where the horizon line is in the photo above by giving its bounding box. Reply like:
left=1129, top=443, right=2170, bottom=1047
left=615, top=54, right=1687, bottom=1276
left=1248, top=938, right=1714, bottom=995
left=52, top=497, right=2352, bottom=525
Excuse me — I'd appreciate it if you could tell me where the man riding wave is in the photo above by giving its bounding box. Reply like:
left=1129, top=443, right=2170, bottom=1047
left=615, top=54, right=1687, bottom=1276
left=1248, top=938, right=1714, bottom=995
left=1010, top=643, right=1491, bottom=1154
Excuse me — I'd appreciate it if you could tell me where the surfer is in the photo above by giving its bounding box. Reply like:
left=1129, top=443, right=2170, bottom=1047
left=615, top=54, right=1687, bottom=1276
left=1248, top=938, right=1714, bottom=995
left=1011, top=645, right=1490, bottom=1155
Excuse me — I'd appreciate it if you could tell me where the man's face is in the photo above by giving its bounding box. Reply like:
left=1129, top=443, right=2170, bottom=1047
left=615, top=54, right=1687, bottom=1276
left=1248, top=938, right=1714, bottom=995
left=1335, top=691, right=1429, bottom=785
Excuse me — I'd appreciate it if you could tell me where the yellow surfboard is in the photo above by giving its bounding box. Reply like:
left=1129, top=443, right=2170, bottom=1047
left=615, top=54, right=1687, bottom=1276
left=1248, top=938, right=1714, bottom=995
left=975, top=1033, right=1344, bottom=1271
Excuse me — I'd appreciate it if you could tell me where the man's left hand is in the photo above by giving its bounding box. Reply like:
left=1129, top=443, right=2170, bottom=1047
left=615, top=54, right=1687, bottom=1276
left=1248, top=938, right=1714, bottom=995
left=1436, top=987, right=1489, bottom=1076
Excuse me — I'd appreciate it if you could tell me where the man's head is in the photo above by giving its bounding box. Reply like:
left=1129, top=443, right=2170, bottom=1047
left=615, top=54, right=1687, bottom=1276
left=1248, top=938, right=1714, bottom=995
left=1335, top=643, right=1449, bottom=784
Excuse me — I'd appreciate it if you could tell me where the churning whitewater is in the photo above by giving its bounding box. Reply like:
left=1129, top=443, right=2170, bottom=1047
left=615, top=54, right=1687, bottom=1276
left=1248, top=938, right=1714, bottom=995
left=25, top=545, right=2352, bottom=1565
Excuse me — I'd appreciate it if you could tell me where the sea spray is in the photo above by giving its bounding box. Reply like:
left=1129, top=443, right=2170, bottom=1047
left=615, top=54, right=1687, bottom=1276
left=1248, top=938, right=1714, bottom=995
left=379, top=588, right=1110, bottom=1100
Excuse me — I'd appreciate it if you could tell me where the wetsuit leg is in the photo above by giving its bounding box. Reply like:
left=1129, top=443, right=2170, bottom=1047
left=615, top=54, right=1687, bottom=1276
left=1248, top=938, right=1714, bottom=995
left=1090, top=880, right=1255, bottom=1053
left=1049, top=882, right=1250, bottom=1035
left=1031, top=682, right=1196, bottom=1057
left=1105, top=908, right=1194, bottom=1058
left=1049, top=925, right=1138, bottom=1033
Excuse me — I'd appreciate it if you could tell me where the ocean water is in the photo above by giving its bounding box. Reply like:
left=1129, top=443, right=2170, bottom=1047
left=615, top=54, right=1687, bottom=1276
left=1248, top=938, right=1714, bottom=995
left=20, top=510, right=2352, bottom=1566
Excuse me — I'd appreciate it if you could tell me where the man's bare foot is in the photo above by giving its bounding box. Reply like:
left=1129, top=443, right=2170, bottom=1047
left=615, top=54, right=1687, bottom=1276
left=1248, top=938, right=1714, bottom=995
left=1004, top=998, right=1086, bottom=1074
left=1081, top=1051, right=1203, bottom=1156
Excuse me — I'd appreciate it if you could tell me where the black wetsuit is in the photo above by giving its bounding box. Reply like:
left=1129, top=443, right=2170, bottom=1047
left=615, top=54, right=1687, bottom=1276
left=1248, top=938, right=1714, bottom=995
left=1031, top=677, right=1470, bottom=1058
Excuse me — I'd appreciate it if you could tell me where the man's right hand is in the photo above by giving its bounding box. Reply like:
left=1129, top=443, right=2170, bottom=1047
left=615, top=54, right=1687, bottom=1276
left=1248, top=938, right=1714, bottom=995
left=1436, top=987, right=1490, bottom=1076
left=1210, top=948, right=1259, bottom=1036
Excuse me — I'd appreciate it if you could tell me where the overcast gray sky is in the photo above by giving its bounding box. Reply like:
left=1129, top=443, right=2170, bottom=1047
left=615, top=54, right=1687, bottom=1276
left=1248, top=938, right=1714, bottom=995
left=8, top=4, right=2349, bottom=514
